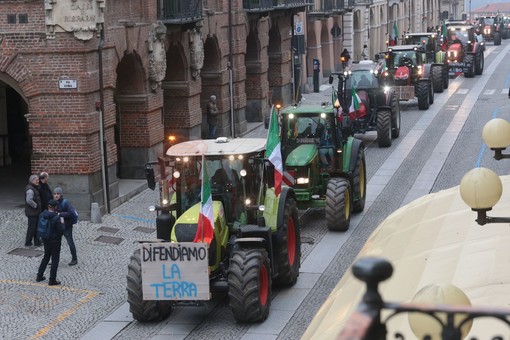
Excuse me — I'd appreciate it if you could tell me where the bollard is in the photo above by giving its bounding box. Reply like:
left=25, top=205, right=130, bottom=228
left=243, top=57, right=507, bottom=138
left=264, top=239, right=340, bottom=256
left=90, top=202, right=102, bottom=224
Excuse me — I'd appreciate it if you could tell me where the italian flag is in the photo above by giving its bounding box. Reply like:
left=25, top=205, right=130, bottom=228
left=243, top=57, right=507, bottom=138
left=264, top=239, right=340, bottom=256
left=392, top=21, right=399, bottom=44
left=193, top=156, right=214, bottom=244
left=349, top=87, right=366, bottom=119
left=265, top=105, right=283, bottom=196
left=441, top=22, right=448, bottom=50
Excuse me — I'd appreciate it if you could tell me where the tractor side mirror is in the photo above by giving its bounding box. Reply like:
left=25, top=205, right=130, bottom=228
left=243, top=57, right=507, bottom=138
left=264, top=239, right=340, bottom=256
left=329, top=75, right=334, bottom=84
left=145, top=164, right=156, bottom=190
left=375, top=54, right=380, bottom=61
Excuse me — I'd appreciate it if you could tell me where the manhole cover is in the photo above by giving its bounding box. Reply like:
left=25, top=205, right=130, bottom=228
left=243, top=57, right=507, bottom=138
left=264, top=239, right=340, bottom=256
left=98, top=226, right=120, bottom=234
left=301, top=237, right=314, bottom=244
left=8, top=248, right=44, bottom=257
left=134, top=227, right=155, bottom=234
left=95, top=235, right=124, bottom=245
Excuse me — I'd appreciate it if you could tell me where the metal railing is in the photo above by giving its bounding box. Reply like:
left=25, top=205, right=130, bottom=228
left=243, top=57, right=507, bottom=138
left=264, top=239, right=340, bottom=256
left=244, top=0, right=274, bottom=12
left=157, top=0, right=202, bottom=24
left=338, top=257, right=510, bottom=340
left=272, top=0, right=312, bottom=9
left=308, top=0, right=346, bottom=15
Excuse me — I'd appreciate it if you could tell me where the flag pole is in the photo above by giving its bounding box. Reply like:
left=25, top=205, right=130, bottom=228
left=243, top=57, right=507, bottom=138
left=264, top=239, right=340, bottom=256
left=201, top=153, right=205, bottom=243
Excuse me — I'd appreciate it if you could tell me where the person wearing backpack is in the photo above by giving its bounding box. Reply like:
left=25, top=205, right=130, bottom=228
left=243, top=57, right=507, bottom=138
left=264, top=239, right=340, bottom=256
left=53, top=187, right=78, bottom=266
left=36, top=199, right=65, bottom=285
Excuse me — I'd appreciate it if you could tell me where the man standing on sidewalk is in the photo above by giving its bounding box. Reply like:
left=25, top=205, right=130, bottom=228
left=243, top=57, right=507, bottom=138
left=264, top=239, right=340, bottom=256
left=53, top=187, right=78, bottom=266
left=25, top=175, right=42, bottom=247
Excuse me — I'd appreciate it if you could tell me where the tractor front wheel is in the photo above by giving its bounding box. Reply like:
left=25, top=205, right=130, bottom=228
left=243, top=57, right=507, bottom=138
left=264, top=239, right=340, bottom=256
left=475, top=52, right=484, bottom=75
left=352, top=146, right=366, bottom=213
left=416, top=82, right=430, bottom=110
left=127, top=249, right=173, bottom=322
left=273, top=197, right=301, bottom=286
left=390, top=93, right=401, bottom=139
left=432, top=65, right=444, bottom=93
left=495, top=32, right=502, bottom=45
left=377, top=109, right=392, bottom=147
left=326, top=178, right=352, bottom=231
left=464, top=54, right=475, bottom=78
left=228, top=248, right=271, bottom=323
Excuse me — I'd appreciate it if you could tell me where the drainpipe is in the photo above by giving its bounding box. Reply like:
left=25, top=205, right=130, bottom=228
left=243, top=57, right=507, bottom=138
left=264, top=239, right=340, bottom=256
left=228, top=0, right=235, bottom=138
left=98, top=25, right=111, bottom=214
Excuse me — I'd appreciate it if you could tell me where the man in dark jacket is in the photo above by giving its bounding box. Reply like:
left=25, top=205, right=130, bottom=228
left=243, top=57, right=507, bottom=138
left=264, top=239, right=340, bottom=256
left=25, top=174, right=42, bottom=247
left=36, top=199, right=65, bottom=286
left=38, top=172, right=52, bottom=210
left=53, top=187, right=78, bottom=266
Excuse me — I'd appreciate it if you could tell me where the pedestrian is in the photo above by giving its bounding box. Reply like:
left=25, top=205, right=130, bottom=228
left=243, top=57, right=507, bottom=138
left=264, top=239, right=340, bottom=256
left=53, top=187, right=78, bottom=266
left=25, top=174, right=42, bottom=247
left=206, top=95, right=219, bottom=139
left=361, top=44, right=369, bottom=60
left=36, top=199, right=65, bottom=286
left=38, top=172, right=52, bottom=210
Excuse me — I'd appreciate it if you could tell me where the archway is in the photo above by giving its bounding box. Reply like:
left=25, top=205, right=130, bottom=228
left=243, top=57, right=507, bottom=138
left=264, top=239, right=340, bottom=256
left=201, top=36, right=224, bottom=137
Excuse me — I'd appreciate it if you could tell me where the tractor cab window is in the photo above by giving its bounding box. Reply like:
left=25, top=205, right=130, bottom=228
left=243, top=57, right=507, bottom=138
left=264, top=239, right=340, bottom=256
left=282, top=114, right=337, bottom=158
left=347, top=71, right=379, bottom=89
left=390, top=51, right=417, bottom=68
left=449, top=30, right=469, bottom=44
left=481, top=18, right=495, bottom=25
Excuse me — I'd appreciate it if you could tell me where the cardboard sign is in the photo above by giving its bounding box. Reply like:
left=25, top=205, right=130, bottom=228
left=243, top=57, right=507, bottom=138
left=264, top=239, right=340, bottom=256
left=141, top=242, right=210, bottom=300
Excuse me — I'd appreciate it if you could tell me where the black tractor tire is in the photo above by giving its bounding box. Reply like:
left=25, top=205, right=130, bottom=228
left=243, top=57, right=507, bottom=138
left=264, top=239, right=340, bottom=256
left=390, top=93, right=401, bottom=139
left=228, top=248, right=271, bottom=323
left=326, top=178, right=351, bottom=231
left=432, top=65, right=444, bottom=93
left=475, top=52, right=484, bottom=75
left=464, top=54, right=475, bottom=78
left=495, top=32, right=502, bottom=45
left=416, top=82, right=430, bottom=110
left=127, top=249, right=173, bottom=322
left=273, top=197, right=301, bottom=287
left=352, top=146, right=367, bottom=213
left=376, top=109, right=392, bottom=147
left=443, top=64, right=449, bottom=89
left=428, top=80, right=434, bottom=105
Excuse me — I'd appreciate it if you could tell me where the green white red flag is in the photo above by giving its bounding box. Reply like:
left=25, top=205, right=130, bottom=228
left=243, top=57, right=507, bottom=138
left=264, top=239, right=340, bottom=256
left=193, top=155, right=214, bottom=244
left=392, top=21, right=399, bottom=44
left=349, top=87, right=361, bottom=114
left=265, top=105, right=283, bottom=196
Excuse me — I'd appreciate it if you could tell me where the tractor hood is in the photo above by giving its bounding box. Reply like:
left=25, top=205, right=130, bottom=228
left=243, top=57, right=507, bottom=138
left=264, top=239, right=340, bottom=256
left=285, top=144, right=318, bottom=167
left=394, top=66, right=410, bottom=80
left=174, top=201, right=224, bottom=225
left=171, top=201, right=225, bottom=243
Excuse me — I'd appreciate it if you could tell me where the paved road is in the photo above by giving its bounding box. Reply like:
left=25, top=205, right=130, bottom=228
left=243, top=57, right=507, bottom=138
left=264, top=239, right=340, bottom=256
left=2, top=42, right=510, bottom=340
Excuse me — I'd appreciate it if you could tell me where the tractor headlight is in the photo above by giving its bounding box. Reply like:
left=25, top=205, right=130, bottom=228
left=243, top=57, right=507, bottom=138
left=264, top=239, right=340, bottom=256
left=149, top=205, right=156, bottom=212
left=258, top=205, right=265, bottom=211
left=162, top=199, right=169, bottom=205
left=296, top=177, right=309, bottom=184
left=173, top=171, right=180, bottom=178
left=245, top=198, right=251, bottom=205
left=240, top=169, right=247, bottom=177
left=384, top=86, right=390, bottom=93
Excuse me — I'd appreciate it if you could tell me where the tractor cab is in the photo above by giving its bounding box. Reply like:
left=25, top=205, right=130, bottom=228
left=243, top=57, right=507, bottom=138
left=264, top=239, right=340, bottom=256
left=384, top=45, right=428, bottom=86
left=404, top=32, right=439, bottom=55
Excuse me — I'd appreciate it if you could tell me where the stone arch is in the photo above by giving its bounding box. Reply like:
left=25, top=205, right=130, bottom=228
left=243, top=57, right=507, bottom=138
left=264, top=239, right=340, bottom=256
left=201, top=35, right=224, bottom=137
left=245, top=24, right=268, bottom=123
left=115, top=51, right=162, bottom=179
left=0, top=73, right=30, bottom=170
left=320, top=23, right=333, bottom=77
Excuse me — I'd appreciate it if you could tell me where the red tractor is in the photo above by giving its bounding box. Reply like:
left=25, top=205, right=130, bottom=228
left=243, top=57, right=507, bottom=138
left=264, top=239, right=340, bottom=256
left=446, top=24, right=485, bottom=78
left=476, top=15, right=504, bottom=45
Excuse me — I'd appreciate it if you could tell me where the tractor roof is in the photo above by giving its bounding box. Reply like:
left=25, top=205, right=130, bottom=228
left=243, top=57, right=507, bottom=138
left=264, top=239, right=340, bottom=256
left=350, top=60, right=379, bottom=71
left=166, top=138, right=266, bottom=157
left=280, top=104, right=335, bottom=115
left=388, top=44, right=422, bottom=52
left=405, top=32, right=437, bottom=38
left=448, top=24, right=475, bottom=31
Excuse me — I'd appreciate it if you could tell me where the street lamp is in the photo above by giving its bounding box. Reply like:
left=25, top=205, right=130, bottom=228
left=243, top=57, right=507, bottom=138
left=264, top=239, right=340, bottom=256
left=482, top=118, right=510, bottom=160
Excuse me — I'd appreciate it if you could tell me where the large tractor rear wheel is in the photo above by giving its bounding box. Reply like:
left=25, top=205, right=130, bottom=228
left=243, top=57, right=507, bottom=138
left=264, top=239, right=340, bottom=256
left=475, top=52, right=484, bottom=75
left=352, top=147, right=366, bottom=213
left=464, top=54, right=475, bottom=78
left=326, top=178, right=351, bottom=231
left=390, top=93, right=401, bottom=139
left=127, top=249, right=173, bottom=322
left=416, top=82, right=430, bottom=110
left=377, top=109, right=392, bottom=147
left=428, top=80, right=434, bottom=104
left=495, top=32, right=502, bottom=45
left=273, top=196, right=301, bottom=286
left=432, top=65, right=444, bottom=93
left=228, top=248, right=271, bottom=323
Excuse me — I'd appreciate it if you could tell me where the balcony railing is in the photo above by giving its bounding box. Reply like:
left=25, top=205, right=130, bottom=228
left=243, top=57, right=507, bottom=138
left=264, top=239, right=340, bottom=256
left=338, top=257, right=510, bottom=340
left=354, top=0, right=372, bottom=7
left=308, top=0, right=347, bottom=16
left=272, top=0, right=312, bottom=9
left=244, top=0, right=274, bottom=12
left=157, top=0, right=202, bottom=24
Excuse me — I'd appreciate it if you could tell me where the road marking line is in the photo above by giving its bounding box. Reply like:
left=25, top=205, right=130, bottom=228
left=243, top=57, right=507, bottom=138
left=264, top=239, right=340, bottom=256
left=483, top=89, right=495, bottom=95
left=457, top=88, right=469, bottom=94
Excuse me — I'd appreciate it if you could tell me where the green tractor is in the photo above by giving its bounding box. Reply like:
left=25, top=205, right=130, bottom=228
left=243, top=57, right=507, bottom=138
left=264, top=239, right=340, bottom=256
left=277, top=103, right=367, bottom=231
left=127, top=138, right=301, bottom=323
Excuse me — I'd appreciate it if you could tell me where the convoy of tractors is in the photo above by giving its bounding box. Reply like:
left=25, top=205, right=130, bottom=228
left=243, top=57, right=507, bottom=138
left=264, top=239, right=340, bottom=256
left=125, top=16, right=502, bottom=326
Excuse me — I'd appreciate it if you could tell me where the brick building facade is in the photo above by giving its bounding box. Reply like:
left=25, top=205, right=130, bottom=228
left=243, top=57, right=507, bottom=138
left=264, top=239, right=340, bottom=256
left=0, top=0, right=439, bottom=219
